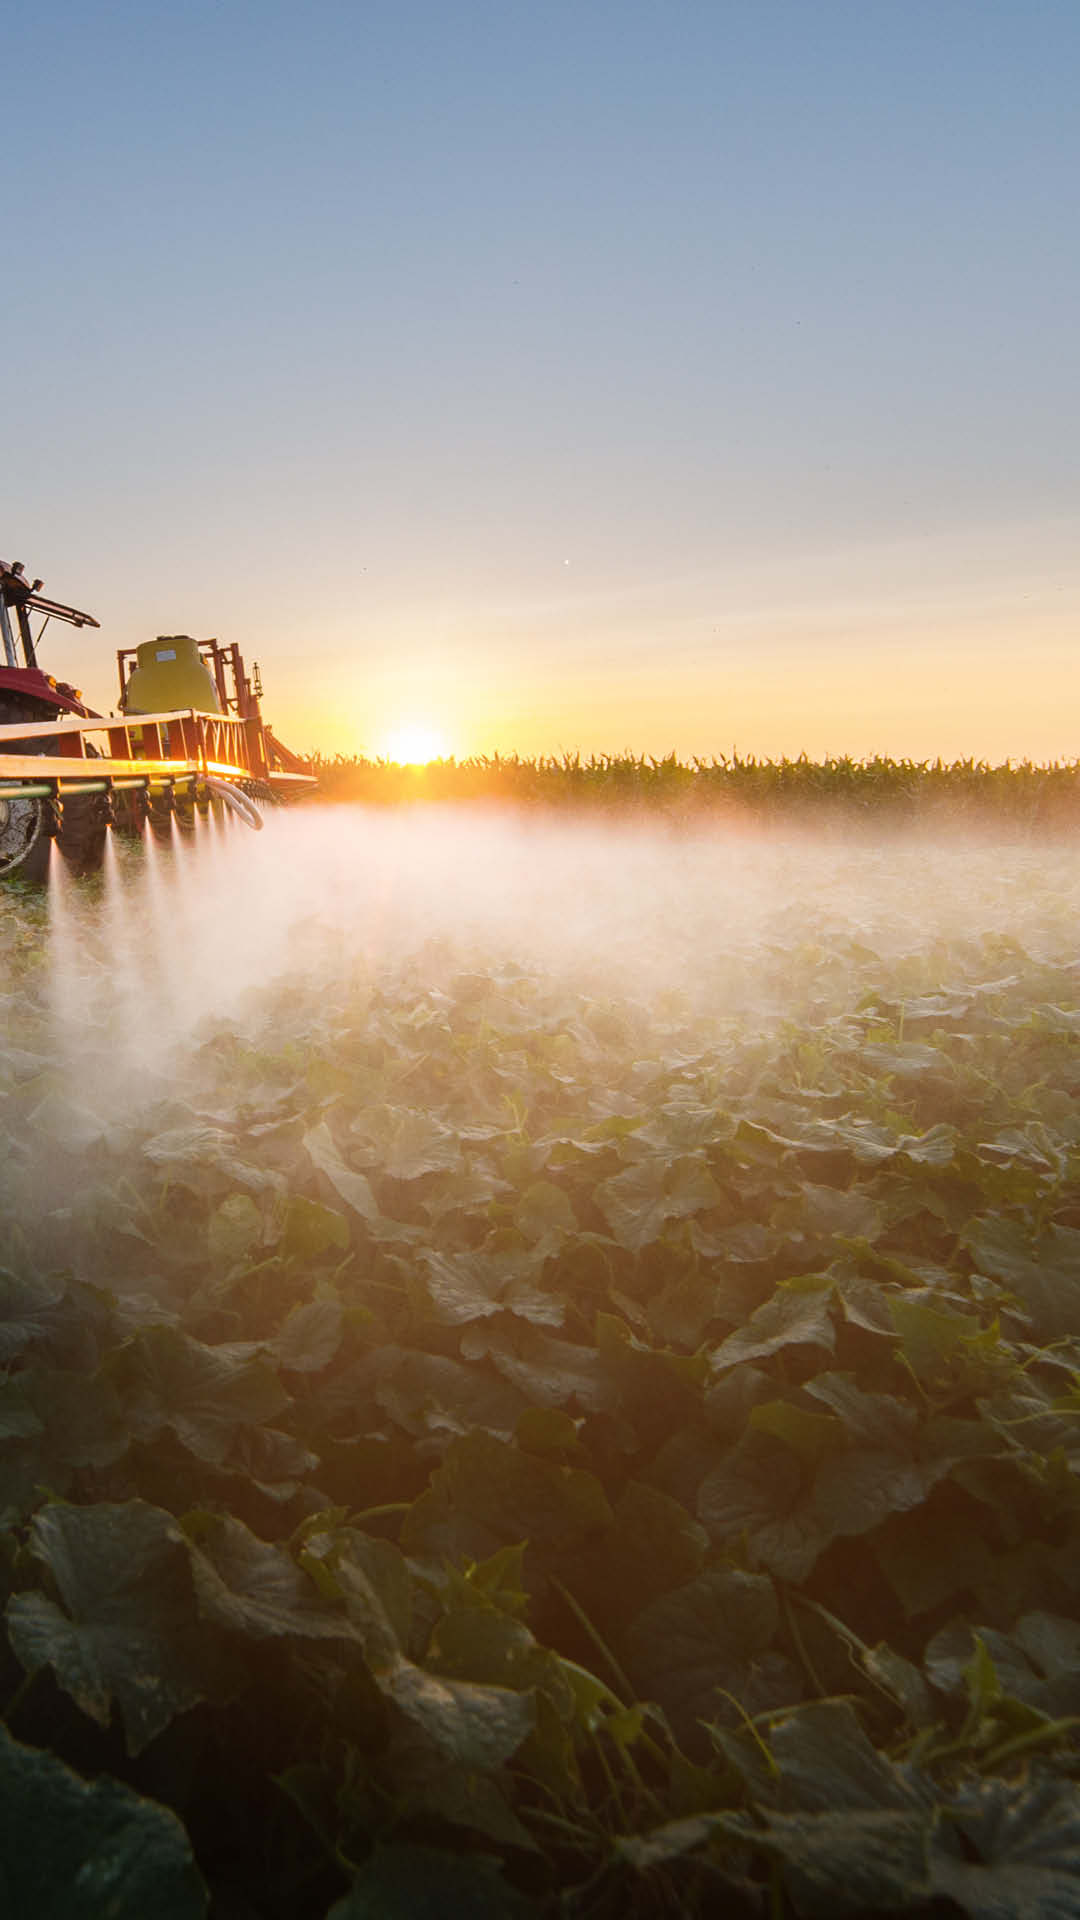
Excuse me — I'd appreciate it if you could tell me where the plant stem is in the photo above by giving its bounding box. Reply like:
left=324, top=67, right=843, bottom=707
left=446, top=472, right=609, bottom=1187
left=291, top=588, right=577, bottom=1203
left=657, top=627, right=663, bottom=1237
left=782, top=1590, right=829, bottom=1699
left=552, top=1577, right=635, bottom=1704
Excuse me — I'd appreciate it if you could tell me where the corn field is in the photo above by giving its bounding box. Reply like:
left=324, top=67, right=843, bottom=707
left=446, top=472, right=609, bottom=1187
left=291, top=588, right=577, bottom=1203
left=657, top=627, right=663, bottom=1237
left=309, top=753, right=1080, bottom=827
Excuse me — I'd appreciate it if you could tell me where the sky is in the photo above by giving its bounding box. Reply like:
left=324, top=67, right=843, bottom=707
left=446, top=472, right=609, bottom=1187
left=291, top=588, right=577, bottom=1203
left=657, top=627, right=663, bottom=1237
left=5, top=0, right=1078, bottom=762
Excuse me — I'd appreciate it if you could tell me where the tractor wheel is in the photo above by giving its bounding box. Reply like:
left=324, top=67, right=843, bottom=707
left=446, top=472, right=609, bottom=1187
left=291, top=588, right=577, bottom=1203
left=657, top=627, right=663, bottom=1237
left=0, top=791, right=107, bottom=884
left=56, top=794, right=107, bottom=876
left=0, top=693, right=56, bottom=883
left=0, top=695, right=106, bottom=883
left=0, top=793, right=52, bottom=883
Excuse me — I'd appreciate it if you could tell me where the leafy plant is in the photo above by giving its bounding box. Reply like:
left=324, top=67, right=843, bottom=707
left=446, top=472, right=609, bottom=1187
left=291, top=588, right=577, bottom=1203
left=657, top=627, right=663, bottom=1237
left=3, top=831, right=1080, bottom=1914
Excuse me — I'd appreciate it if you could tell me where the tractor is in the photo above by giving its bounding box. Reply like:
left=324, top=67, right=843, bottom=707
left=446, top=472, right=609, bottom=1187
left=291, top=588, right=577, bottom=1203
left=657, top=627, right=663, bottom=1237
left=0, top=558, right=315, bottom=881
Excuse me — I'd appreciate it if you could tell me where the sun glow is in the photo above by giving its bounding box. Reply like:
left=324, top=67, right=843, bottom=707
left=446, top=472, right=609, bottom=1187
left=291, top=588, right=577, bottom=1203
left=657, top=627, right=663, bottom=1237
left=377, top=724, right=452, bottom=765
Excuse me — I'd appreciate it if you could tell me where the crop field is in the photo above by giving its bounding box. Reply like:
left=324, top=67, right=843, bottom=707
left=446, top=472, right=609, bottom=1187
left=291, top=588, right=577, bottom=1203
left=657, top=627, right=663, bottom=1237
left=310, top=751, right=1080, bottom=830
left=3, top=806, right=1080, bottom=1917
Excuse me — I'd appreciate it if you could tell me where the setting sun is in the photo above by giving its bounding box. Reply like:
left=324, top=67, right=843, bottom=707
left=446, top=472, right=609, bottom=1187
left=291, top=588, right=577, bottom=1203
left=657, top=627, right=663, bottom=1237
left=377, top=724, right=453, bottom=765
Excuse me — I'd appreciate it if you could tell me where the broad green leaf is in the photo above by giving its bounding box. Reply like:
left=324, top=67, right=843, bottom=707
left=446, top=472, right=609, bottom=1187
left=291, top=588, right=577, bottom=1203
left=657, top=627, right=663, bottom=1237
left=142, top=1123, right=281, bottom=1194
left=625, top=1565, right=790, bottom=1747
left=375, top=1345, right=529, bottom=1441
left=876, top=1505, right=999, bottom=1618
left=614, top=1812, right=725, bottom=1868
left=351, top=1104, right=464, bottom=1180
left=804, top=1372, right=918, bottom=1450
left=184, top=1510, right=358, bottom=1642
left=206, top=1192, right=262, bottom=1266
left=27, top=1089, right=108, bottom=1152
left=379, top=1655, right=536, bottom=1770
left=0, top=1725, right=207, bottom=1919
left=690, top=1218, right=780, bottom=1263
left=403, top=1429, right=613, bottom=1571
left=0, top=1367, right=130, bottom=1517
left=889, top=1295, right=981, bottom=1386
left=0, top=1269, right=68, bottom=1364
left=925, top=1617, right=1080, bottom=1719
left=427, top=1601, right=568, bottom=1702
left=963, top=1217, right=1080, bottom=1341
left=515, top=1406, right=581, bottom=1455
left=24, top=1366, right=129, bottom=1471
left=812, top=1448, right=930, bottom=1537
left=328, top=1843, right=536, bottom=1917
left=711, top=1286, right=835, bottom=1372
left=566, top=1478, right=708, bottom=1631
left=698, top=1439, right=829, bottom=1582
left=750, top=1400, right=845, bottom=1463
left=416, top=1246, right=562, bottom=1328
left=513, top=1179, right=578, bottom=1241
left=280, top=1194, right=349, bottom=1260
left=862, top=1643, right=935, bottom=1727
left=930, top=1772, right=1080, bottom=1920
left=6, top=1500, right=230, bottom=1754
left=303, top=1121, right=380, bottom=1222
left=895, top=1123, right=957, bottom=1165
left=1015, top=1612, right=1080, bottom=1705
left=273, top=1296, right=344, bottom=1372
left=596, top=1152, right=723, bottom=1252
left=299, top=1525, right=408, bottom=1660
left=458, top=1541, right=530, bottom=1614
left=0, top=1373, right=43, bottom=1440
left=782, top=1180, right=882, bottom=1242
left=460, top=1321, right=608, bottom=1411
left=227, top=1420, right=320, bottom=1493
left=855, top=1040, right=949, bottom=1076
left=758, top=1806, right=932, bottom=1916
left=110, top=1324, right=290, bottom=1465
left=768, top=1702, right=927, bottom=1814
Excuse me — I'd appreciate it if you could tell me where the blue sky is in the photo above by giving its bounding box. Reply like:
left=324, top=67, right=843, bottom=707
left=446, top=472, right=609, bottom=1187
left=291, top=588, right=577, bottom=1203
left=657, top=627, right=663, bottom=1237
left=6, top=1, right=1078, bottom=758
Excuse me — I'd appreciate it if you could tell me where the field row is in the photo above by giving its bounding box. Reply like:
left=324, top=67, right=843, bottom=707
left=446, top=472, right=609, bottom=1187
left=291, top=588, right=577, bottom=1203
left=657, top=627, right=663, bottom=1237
left=2, top=823, right=1080, bottom=1915
left=309, top=752, right=1080, bottom=823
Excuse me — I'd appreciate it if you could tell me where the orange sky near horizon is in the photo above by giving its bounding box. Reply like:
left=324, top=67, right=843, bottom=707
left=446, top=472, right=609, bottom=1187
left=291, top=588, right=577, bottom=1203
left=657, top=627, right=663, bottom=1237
left=261, top=519, right=1080, bottom=767
left=36, top=528, right=1078, bottom=769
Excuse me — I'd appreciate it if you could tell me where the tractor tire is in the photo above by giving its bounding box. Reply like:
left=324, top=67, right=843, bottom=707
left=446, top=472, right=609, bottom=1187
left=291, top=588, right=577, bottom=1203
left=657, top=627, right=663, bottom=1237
left=0, top=694, right=106, bottom=883
left=57, top=794, right=108, bottom=876
left=0, top=788, right=107, bottom=884
left=0, top=793, right=52, bottom=883
left=0, top=693, right=55, bottom=883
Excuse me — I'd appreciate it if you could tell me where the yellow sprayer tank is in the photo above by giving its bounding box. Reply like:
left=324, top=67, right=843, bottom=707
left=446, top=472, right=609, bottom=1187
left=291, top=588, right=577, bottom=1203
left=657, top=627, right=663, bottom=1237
left=122, top=636, right=222, bottom=715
